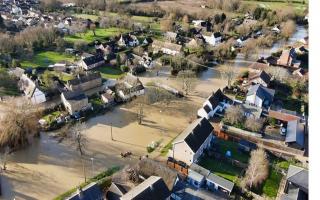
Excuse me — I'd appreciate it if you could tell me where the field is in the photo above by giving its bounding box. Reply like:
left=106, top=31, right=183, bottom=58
left=72, top=13, right=100, bottom=21
left=20, top=51, right=75, bottom=68
left=96, top=65, right=125, bottom=79
left=199, top=157, right=243, bottom=182
left=64, top=28, right=129, bottom=43
left=243, top=0, right=307, bottom=14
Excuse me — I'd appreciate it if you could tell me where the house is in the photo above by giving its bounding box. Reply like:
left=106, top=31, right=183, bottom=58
left=202, top=32, right=222, bottom=46
left=116, top=74, right=145, bottom=101
left=61, top=90, right=90, bottom=115
left=285, top=120, right=305, bottom=149
left=152, top=40, right=182, bottom=56
left=197, top=89, right=232, bottom=119
left=66, top=72, right=102, bottom=92
left=165, top=31, right=177, bottom=42
left=277, top=48, right=301, bottom=68
left=19, top=74, right=46, bottom=104
left=80, top=54, right=105, bottom=70
left=281, top=165, right=308, bottom=200
left=206, top=173, right=234, bottom=195
left=66, top=182, right=104, bottom=200
left=120, top=176, right=171, bottom=200
left=170, top=117, right=214, bottom=165
left=101, top=89, right=115, bottom=105
left=241, top=103, right=262, bottom=119
left=248, top=62, right=269, bottom=72
left=118, top=34, right=140, bottom=47
left=142, top=37, right=153, bottom=45
left=187, top=163, right=210, bottom=188
left=48, top=63, right=67, bottom=72
left=247, top=70, right=271, bottom=87
left=245, top=84, right=275, bottom=108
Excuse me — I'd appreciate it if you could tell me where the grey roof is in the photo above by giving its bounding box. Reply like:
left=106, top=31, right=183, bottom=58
left=286, top=165, right=308, bottom=192
left=173, top=118, right=214, bottom=153
left=249, top=70, right=271, bottom=85
left=207, top=173, right=234, bottom=192
left=285, top=120, right=305, bottom=148
left=247, top=84, right=275, bottom=101
left=189, top=163, right=210, bottom=177
left=62, top=90, right=87, bottom=101
left=82, top=54, right=104, bottom=66
left=121, top=176, right=170, bottom=200
left=66, top=182, right=103, bottom=200
left=188, top=169, right=205, bottom=183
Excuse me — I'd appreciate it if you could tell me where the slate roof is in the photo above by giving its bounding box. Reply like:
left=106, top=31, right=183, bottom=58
left=174, top=117, right=214, bottom=153
left=121, top=176, right=170, bottom=200
left=68, top=72, right=101, bottom=86
left=107, top=182, right=129, bottom=200
left=62, top=90, right=87, bottom=101
left=189, top=163, right=210, bottom=177
left=82, top=54, right=104, bottom=66
left=208, top=89, right=229, bottom=110
left=285, top=120, right=305, bottom=148
left=66, top=182, right=103, bottom=200
left=248, top=70, right=271, bottom=85
left=203, top=104, right=211, bottom=113
left=241, top=103, right=262, bottom=119
left=207, top=173, right=234, bottom=192
left=247, top=84, right=275, bottom=101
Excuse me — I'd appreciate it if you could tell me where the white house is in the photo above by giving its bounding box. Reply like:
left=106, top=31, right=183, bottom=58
left=19, top=74, right=46, bottom=104
left=61, top=90, right=90, bottom=115
left=169, top=117, right=214, bottom=166
left=197, top=89, right=232, bottom=119
left=202, top=32, right=222, bottom=46
left=116, top=74, right=145, bottom=101
left=245, top=84, right=275, bottom=108
left=128, top=35, right=139, bottom=47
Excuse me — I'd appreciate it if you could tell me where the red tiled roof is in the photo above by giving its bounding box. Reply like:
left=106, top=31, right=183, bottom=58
left=268, top=110, right=300, bottom=122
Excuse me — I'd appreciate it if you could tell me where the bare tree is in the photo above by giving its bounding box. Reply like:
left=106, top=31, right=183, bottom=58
left=281, top=20, right=296, bottom=40
left=0, top=98, right=43, bottom=150
left=245, top=118, right=264, bottom=132
left=71, top=122, right=88, bottom=182
left=177, top=70, right=196, bottom=95
left=224, top=105, right=244, bottom=125
left=242, top=148, right=269, bottom=189
left=242, top=39, right=258, bottom=59
left=265, top=66, right=291, bottom=81
left=219, top=65, right=238, bottom=88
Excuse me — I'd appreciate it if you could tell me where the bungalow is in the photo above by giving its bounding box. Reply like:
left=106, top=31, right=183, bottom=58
left=116, top=74, right=145, bottom=101
left=61, top=90, right=90, bottom=115
left=247, top=70, right=271, bottom=87
left=66, top=72, right=102, bottom=92
left=206, top=173, right=234, bottom=195
left=277, top=48, right=301, bottom=68
left=187, top=163, right=210, bottom=188
left=197, top=89, right=232, bottom=119
left=152, top=40, right=182, bottom=56
left=80, top=54, right=105, bottom=70
left=120, top=176, right=171, bottom=200
left=281, top=165, right=308, bottom=200
left=202, top=32, right=222, bottom=46
left=66, top=182, right=104, bottom=200
left=170, top=117, right=214, bottom=165
left=245, top=84, right=275, bottom=108
left=19, top=74, right=46, bottom=104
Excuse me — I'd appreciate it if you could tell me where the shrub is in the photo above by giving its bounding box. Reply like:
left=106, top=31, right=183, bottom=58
left=120, top=65, right=129, bottom=72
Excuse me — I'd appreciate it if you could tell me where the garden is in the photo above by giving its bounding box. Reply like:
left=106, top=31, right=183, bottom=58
left=20, top=51, right=75, bottom=68
left=96, top=65, right=125, bottom=79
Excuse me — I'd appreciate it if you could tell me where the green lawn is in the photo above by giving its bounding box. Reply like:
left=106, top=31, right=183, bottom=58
left=261, top=167, right=283, bottom=198
left=72, top=13, right=100, bottom=21
left=42, top=111, right=62, bottom=124
left=160, top=139, right=174, bottom=156
left=96, top=65, right=124, bottom=79
left=199, top=157, right=243, bottom=182
left=21, top=51, right=75, bottom=68
left=216, top=139, right=250, bottom=163
left=243, top=0, right=307, bottom=14
left=64, top=28, right=129, bottom=43
left=49, top=71, right=74, bottom=82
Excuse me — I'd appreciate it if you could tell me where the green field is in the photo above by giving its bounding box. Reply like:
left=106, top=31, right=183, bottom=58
left=199, top=157, right=243, bottom=182
left=96, top=65, right=124, bottom=79
left=64, top=28, right=129, bottom=43
left=243, top=0, right=307, bottom=14
left=261, top=167, right=283, bottom=198
left=21, top=51, right=75, bottom=68
left=72, top=13, right=100, bottom=21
